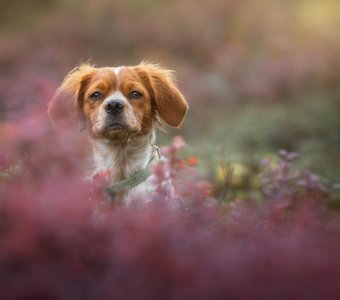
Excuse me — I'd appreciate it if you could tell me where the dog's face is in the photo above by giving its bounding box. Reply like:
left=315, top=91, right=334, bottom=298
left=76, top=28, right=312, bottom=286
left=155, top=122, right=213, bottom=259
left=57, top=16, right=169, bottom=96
left=48, top=63, right=188, bottom=141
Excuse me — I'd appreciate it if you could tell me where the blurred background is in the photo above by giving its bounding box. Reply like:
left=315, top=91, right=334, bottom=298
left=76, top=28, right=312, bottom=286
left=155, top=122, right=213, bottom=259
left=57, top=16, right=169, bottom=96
left=2, top=2, right=340, bottom=297
left=1, top=0, right=339, bottom=187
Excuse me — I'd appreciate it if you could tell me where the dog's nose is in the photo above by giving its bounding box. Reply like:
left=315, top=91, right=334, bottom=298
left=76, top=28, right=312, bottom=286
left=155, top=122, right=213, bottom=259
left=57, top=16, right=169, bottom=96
left=105, top=99, right=124, bottom=114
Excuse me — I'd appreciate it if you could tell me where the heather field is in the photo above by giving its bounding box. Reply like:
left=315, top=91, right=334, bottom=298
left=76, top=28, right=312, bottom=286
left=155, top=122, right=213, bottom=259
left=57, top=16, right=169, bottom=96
left=1, top=0, right=340, bottom=299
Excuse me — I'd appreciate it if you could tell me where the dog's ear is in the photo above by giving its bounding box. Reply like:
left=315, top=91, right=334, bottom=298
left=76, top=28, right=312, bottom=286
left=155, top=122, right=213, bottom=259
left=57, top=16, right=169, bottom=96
left=48, top=64, right=96, bottom=127
left=141, top=63, right=189, bottom=128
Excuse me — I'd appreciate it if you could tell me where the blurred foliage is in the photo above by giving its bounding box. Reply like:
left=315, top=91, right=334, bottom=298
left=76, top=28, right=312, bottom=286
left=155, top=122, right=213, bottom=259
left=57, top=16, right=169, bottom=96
left=1, top=3, right=340, bottom=296
left=0, top=0, right=339, bottom=187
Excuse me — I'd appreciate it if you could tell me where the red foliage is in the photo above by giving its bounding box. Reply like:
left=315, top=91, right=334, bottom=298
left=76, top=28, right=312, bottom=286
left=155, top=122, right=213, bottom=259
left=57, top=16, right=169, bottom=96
left=1, top=99, right=340, bottom=299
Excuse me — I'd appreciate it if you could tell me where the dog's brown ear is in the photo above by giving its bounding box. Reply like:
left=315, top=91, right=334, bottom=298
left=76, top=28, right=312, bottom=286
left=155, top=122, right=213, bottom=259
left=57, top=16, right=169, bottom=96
left=141, top=63, right=189, bottom=128
left=48, top=64, right=96, bottom=127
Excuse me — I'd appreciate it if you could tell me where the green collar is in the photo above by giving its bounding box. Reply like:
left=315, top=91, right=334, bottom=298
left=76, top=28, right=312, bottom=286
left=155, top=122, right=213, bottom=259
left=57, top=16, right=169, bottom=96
left=106, top=147, right=160, bottom=198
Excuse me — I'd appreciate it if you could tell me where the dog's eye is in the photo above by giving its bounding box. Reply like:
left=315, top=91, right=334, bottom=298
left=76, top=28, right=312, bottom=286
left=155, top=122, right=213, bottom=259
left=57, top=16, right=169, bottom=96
left=130, top=91, right=142, bottom=99
left=90, top=92, right=102, bottom=100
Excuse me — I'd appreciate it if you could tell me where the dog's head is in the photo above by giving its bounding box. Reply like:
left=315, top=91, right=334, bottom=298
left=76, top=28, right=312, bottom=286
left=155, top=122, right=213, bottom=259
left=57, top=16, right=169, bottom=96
left=48, top=63, right=188, bottom=141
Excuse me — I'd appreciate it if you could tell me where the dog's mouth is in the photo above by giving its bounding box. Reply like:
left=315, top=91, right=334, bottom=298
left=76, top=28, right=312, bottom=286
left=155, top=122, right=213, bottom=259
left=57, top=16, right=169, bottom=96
left=107, top=122, right=126, bottom=130
left=98, top=120, right=140, bottom=141
left=90, top=115, right=141, bottom=140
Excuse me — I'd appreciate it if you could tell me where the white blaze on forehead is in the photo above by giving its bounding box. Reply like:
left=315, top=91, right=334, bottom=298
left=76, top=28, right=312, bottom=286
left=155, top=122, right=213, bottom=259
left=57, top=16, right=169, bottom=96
left=112, top=66, right=124, bottom=75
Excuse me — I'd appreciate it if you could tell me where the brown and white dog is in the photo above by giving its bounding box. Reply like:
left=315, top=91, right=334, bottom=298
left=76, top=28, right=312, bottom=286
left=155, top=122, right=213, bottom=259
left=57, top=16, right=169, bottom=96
left=48, top=63, right=188, bottom=204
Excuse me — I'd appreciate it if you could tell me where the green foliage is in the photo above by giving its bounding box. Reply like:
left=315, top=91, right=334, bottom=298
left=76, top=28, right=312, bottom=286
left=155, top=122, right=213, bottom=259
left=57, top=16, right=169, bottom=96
left=179, top=90, right=340, bottom=182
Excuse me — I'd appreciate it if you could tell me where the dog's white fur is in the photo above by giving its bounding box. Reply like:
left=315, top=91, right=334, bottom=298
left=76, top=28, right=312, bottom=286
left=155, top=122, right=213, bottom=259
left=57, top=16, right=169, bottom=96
left=91, top=128, right=175, bottom=205
left=91, top=129, right=156, bottom=182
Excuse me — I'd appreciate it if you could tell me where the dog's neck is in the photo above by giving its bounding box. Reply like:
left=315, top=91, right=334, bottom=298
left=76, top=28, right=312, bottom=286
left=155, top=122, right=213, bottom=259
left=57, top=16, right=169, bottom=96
left=91, top=129, right=156, bottom=183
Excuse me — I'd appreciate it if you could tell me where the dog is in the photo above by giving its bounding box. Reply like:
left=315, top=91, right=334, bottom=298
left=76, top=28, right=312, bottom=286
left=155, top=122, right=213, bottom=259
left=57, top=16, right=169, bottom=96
left=48, top=63, right=189, bottom=204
